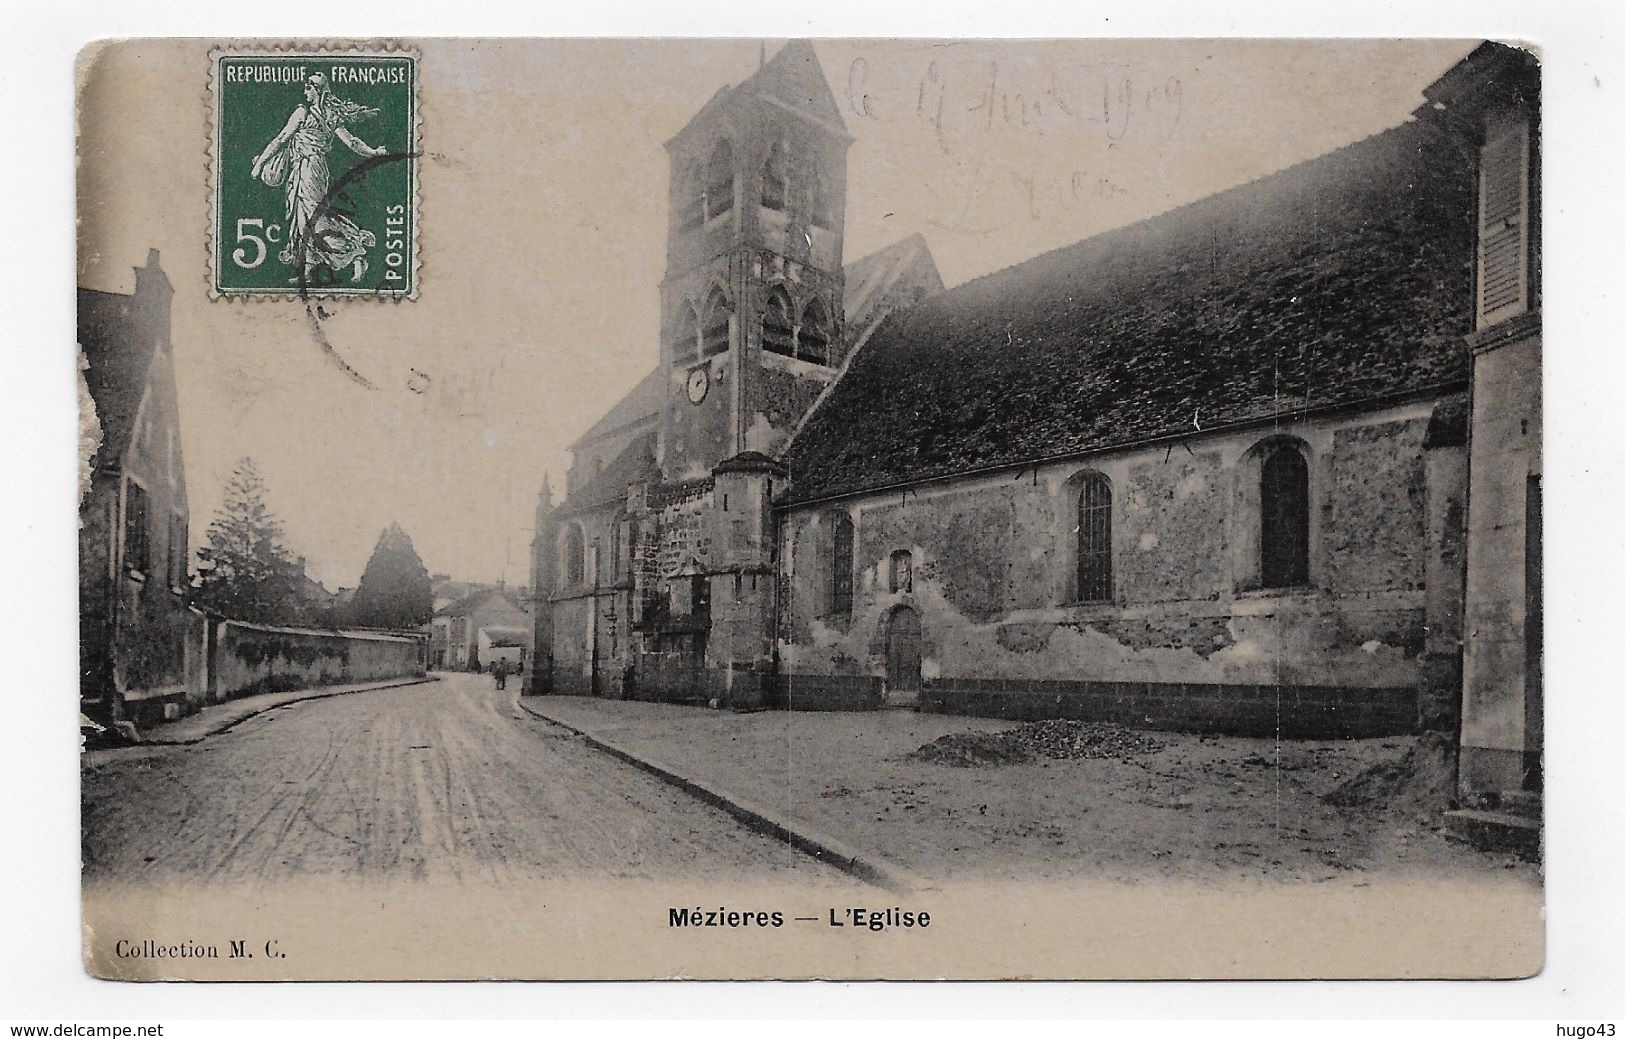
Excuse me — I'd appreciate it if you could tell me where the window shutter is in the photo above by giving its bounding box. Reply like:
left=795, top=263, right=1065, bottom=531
left=1478, top=118, right=1530, bottom=327
left=762, top=289, right=795, bottom=356
left=701, top=292, right=731, bottom=357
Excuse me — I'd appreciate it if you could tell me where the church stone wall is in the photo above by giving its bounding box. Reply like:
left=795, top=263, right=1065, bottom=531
left=1116, top=450, right=1231, bottom=602
left=548, top=597, right=594, bottom=696
left=543, top=503, right=633, bottom=697
left=777, top=400, right=1454, bottom=737
left=1325, top=418, right=1429, bottom=594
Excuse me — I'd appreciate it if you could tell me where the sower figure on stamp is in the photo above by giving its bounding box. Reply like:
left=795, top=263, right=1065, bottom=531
left=250, top=72, right=387, bottom=284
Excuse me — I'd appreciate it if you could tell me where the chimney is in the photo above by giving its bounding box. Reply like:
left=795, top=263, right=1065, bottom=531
left=132, top=247, right=174, bottom=346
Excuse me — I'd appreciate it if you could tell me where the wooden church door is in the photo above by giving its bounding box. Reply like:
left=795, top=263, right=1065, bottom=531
left=884, top=606, right=923, bottom=708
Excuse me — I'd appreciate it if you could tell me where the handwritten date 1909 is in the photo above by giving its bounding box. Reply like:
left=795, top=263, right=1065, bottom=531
left=845, top=54, right=1183, bottom=151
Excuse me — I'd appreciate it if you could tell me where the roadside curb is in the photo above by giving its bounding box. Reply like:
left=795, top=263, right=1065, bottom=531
left=137, top=676, right=443, bottom=747
left=514, top=695, right=928, bottom=893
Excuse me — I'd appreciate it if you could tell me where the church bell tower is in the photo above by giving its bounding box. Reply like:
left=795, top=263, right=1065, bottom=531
left=657, top=40, right=853, bottom=482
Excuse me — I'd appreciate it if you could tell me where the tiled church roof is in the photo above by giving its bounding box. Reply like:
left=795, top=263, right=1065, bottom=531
left=557, top=430, right=660, bottom=516
left=569, top=368, right=664, bottom=450
left=782, top=113, right=1477, bottom=504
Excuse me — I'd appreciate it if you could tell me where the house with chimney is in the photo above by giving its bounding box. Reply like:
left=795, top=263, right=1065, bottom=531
left=79, top=249, right=208, bottom=726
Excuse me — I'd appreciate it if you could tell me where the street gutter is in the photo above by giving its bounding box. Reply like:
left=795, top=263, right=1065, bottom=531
left=96, top=676, right=443, bottom=751
left=513, top=695, right=928, bottom=894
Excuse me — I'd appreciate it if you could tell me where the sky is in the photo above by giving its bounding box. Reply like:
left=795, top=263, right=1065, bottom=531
left=76, top=38, right=1477, bottom=590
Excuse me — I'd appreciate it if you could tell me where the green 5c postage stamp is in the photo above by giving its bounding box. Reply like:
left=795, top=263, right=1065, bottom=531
left=210, top=48, right=418, bottom=298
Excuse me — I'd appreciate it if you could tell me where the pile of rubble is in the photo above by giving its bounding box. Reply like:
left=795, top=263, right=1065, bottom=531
left=909, top=719, right=1165, bottom=768
left=1323, top=731, right=1455, bottom=818
left=1018, top=718, right=1167, bottom=760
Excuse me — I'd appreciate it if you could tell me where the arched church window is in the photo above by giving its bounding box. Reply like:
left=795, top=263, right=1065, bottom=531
left=701, top=288, right=732, bottom=357
left=762, top=286, right=795, bottom=357
left=827, top=511, right=854, bottom=620
left=704, top=140, right=735, bottom=222
left=672, top=303, right=699, bottom=366
left=762, top=140, right=789, bottom=212
left=1075, top=472, right=1113, bottom=602
left=799, top=298, right=832, bottom=366
left=1260, top=443, right=1310, bottom=588
left=678, top=166, right=704, bottom=232
left=562, top=524, right=584, bottom=588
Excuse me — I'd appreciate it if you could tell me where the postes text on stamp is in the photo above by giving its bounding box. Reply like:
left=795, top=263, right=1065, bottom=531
left=211, top=49, right=417, bottom=298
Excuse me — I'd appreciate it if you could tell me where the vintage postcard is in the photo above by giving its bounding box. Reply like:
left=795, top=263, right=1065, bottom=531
left=77, top=37, right=1543, bottom=981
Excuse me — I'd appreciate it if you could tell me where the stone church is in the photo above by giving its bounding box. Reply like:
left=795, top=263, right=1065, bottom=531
left=527, top=41, right=1540, bottom=789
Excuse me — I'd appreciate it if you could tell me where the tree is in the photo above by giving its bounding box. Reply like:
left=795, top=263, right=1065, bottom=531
left=195, top=457, right=303, bottom=623
left=347, top=522, right=433, bottom=629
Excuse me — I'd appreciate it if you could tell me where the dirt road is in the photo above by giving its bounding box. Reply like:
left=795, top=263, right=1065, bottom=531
left=81, top=674, right=837, bottom=886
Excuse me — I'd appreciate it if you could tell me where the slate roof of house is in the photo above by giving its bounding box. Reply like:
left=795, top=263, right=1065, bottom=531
left=781, top=112, right=1477, bottom=504
left=78, top=287, right=156, bottom=474
left=434, top=588, right=530, bottom=619
left=432, top=579, right=484, bottom=603
left=482, top=626, right=530, bottom=649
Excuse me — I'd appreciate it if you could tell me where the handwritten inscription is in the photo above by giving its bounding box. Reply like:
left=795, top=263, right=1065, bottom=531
left=845, top=53, right=1184, bottom=230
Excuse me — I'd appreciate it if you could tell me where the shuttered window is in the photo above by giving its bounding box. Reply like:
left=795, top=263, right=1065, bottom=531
left=1260, top=446, right=1310, bottom=588
left=1075, top=473, right=1113, bottom=601
left=799, top=298, right=832, bottom=365
left=1478, top=117, right=1530, bottom=326
left=701, top=289, right=731, bottom=357
left=704, top=140, right=734, bottom=222
left=678, top=168, right=705, bottom=232
left=762, top=141, right=789, bottom=212
left=762, top=287, right=795, bottom=356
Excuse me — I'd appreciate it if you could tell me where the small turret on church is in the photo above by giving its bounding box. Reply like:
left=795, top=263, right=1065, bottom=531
left=657, top=40, right=853, bottom=482
left=702, top=451, right=788, bottom=709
